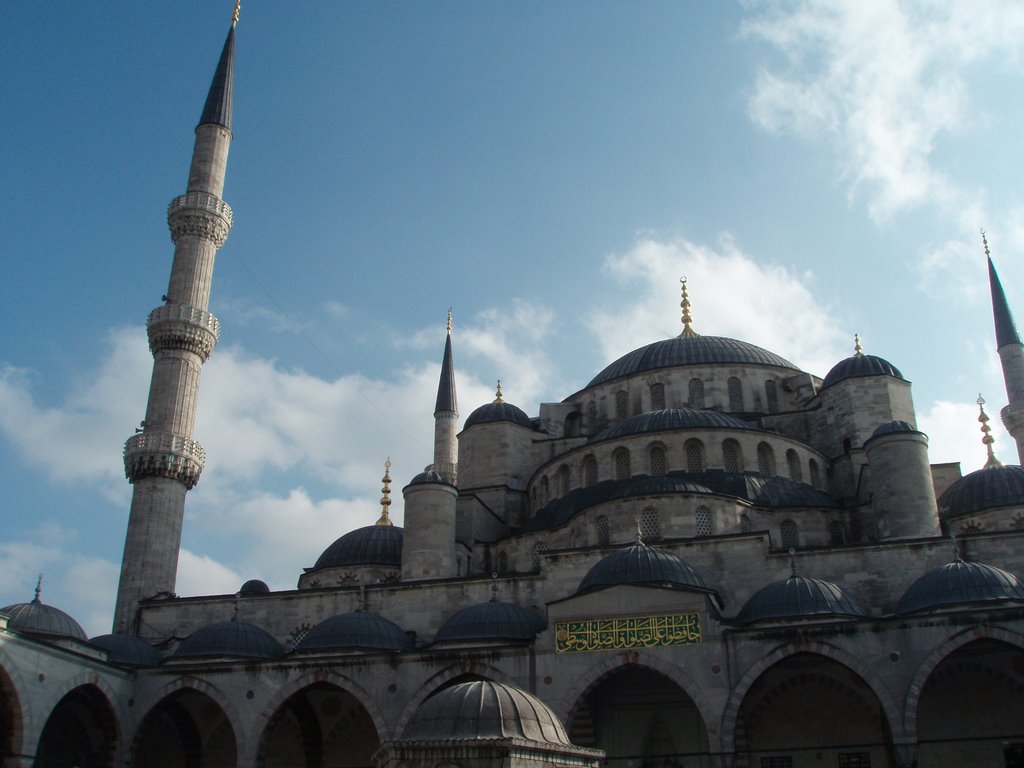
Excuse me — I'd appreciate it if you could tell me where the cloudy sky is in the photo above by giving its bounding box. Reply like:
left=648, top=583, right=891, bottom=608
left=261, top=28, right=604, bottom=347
left=2, top=1, right=1023, bottom=636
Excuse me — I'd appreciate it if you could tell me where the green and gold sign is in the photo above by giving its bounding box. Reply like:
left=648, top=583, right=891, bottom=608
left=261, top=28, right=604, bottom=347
left=555, top=613, right=701, bottom=653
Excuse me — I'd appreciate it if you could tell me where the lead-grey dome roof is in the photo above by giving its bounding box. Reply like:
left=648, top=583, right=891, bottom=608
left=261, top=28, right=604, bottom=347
left=736, top=576, right=866, bottom=625
left=591, top=408, right=756, bottom=443
left=1, top=597, right=87, bottom=641
left=173, top=619, right=286, bottom=660
left=433, top=601, right=547, bottom=644
left=576, top=543, right=716, bottom=599
left=585, top=336, right=797, bottom=389
left=464, top=401, right=533, bottom=429
left=821, top=353, right=904, bottom=390
left=938, top=464, right=1024, bottom=520
left=402, top=680, right=571, bottom=744
left=296, top=611, right=413, bottom=652
left=239, top=579, right=270, bottom=596
left=312, top=525, right=403, bottom=570
left=90, top=633, right=163, bottom=666
left=897, top=560, right=1024, bottom=615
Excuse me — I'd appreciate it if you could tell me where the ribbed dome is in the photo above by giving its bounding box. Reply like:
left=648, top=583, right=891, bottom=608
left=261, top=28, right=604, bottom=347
left=433, top=601, right=547, bottom=644
left=591, top=408, right=755, bottom=443
left=90, top=633, right=163, bottom=666
left=312, top=525, right=403, bottom=570
left=464, top=401, right=533, bottom=429
left=173, top=620, right=285, bottom=660
left=296, top=611, right=412, bottom=652
left=821, top=353, right=904, bottom=390
left=586, top=336, right=797, bottom=388
left=407, top=469, right=451, bottom=487
left=239, top=579, right=270, bottom=595
left=736, top=576, right=866, bottom=625
left=577, top=543, right=712, bottom=596
left=938, top=464, right=1024, bottom=519
left=870, top=420, right=919, bottom=439
left=1, top=598, right=87, bottom=641
left=897, top=560, right=1024, bottom=615
left=402, top=681, right=571, bottom=744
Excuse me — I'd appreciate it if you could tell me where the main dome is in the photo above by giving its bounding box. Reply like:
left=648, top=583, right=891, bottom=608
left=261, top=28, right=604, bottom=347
left=586, top=336, right=797, bottom=388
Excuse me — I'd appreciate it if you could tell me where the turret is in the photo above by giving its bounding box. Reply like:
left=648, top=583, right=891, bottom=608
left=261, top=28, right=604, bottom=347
left=863, top=421, right=940, bottom=539
left=432, top=310, right=458, bottom=483
left=986, top=232, right=1024, bottom=463
left=113, top=12, right=238, bottom=633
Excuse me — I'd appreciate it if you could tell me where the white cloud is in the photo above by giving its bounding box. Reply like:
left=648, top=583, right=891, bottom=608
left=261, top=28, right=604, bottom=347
left=176, top=548, right=243, bottom=598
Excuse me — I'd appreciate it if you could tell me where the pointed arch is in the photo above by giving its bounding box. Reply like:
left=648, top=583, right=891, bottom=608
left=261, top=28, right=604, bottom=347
left=34, top=683, right=119, bottom=768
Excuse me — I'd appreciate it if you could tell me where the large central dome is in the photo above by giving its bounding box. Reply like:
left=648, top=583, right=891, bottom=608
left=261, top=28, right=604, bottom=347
left=586, top=335, right=797, bottom=388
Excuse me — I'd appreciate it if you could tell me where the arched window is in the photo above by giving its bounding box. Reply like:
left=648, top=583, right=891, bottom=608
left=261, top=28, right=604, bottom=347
left=829, top=520, right=846, bottom=545
left=557, top=464, right=571, bottom=496
left=532, top=542, right=546, bottom=571
left=539, top=476, right=549, bottom=506
left=582, top=455, right=598, bottom=488
left=649, top=444, right=667, bottom=476
left=757, top=442, right=776, bottom=476
left=639, top=509, right=661, bottom=541
left=688, top=378, right=705, bottom=408
left=613, top=448, right=631, bottom=480
left=615, top=390, right=628, bottom=420
left=695, top=505, right=712, bottom=537
left=685, top=439, right=705, bottom=472
left=595, top=515, right=610, bottom=546
left=786, top=449, right=802, bottom=483
left=808, top=459, right=821, bottom=489
left=497, top=551, right=509, bottom=574
left=765, top=379, right=779, bottom=413
left=740, top=514, right=752, bottom=533
left=780, top=519, right=798, bottom=549
left=650, top=382, right=666, bottom=411
left=722, top=439, right=742, bottom=473
left=728, top=377, right=745, bottom=411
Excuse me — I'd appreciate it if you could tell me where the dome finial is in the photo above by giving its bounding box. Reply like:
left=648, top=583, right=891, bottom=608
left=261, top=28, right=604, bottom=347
left=33, top=573, right=42, bottom=603
left=977, top=394, right=1003, bottom=469
left=494, top=380, right=504, bottom=403
left=678, top=277, right=698, bottom=338
left=232, top=591, right=241, bottom=620
left=232, top=0, right=241, bottom=27
left=854, top=333, right=864, bottom=356
left=981, top=228, right=991, bottom=258
left=375, top=458, right=394, bottom=526
left=446, top=308, right=453, bottom=335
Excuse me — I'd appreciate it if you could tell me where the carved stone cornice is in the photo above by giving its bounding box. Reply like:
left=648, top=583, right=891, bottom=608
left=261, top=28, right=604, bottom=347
left=147, top=304, right=220, bottom=360
left=124, top=432, right=205, bottom=489
left=167, top=191, right=233, bottom=247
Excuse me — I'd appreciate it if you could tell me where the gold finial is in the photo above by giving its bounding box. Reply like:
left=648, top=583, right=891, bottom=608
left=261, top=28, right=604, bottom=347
left=494, top=380, right=504, bottom=403
left=375, top=458, right=394, bottom=526
left=446, top=308, right=453, bottom=335
left=678, top=277, right=697, bottom=338
left=33, top=574, right=42, bottom=603
left=232, top=0, right=241, bottom=27
left=977, top=394, right=1003, bottom=469
left=854, top=334, right=864, bottom=355
left=981, top=228, right=991, bottom=258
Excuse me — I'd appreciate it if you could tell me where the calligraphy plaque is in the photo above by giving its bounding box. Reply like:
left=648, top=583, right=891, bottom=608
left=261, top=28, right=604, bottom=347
left=554, top=613, right=701, bottom=653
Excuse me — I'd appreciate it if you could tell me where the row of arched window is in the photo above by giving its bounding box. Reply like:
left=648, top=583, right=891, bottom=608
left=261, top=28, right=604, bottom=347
left=589, top=377, right=782, bottom=426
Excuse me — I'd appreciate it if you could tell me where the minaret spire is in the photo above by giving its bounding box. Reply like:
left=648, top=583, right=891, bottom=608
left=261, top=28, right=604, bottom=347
left=375, top=458, right=394, bottom=526
left=977, top=395, right=1003, bottom=469
left=431, top=311, right=458, bottom=483
left=984, top=231, right=1024, bottom=464
left=678, top=277, right=698, bottom=338
left=114, top=19, right=238, bottom=633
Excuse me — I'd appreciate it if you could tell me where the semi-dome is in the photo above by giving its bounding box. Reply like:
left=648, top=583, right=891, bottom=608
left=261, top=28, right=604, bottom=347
left=586, top=335, right=797, bottom=389
left=402, top=680, right=571, bottom=744
left=296, top=611, right=413, bottom=652
left=172, top=619, right=285, bottom=660
left=433, top=601, right=547, bottom=644
left=1, top=597, right=87, bottom=642
left=464, top=401, right=533, bottom=429
left=576, top=543, right=716, bottom=600
left=407, top=469, right=451, bottom=487
left=239, top=579, right=270, bottom=596
left=821, top=352, right=904, bottom=390
left=736, top=576, right=866, bottom=625
left=591, top=408, right=755, bottom=443
left=90, top=633, right=163, bottom=666
left=938, top=464, right=1024, bottom=520
left=897, top=560, right=1024, bottom=615
left=312, top=524, right=403, bottom=571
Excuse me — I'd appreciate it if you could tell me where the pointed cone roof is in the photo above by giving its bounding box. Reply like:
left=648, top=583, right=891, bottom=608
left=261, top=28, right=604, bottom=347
left=434, top=329, right=458, bottom=415
left=198, top=26, right=236, bottom=131
left=989, top=257, right=1021, bottom=349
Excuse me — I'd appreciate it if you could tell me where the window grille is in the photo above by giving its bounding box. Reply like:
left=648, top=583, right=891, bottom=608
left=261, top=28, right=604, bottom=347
left=639, top=509, right=661, bottom=541
left=685, top=439, right=705, bottom=472
left=830, top=520, right=847, bottom=545
left=650, top=445, right=667, bottom=476
left=689, top=378, right=705, bottom=408
left=582, top=456, right=597, bottom=487
left=837, top=754, right=871, bottom=768
left=615, top=390, right=628, bottom=419
left=757, top=442, right=775, bottom=476
left=695, top=505, right=712, bottom=537
left=728, top=377, right=744, bottom=411
left=595, top=515, right=610, bottom=546
left=586, top=400, right=597, bottom=429
left=650, top=382, right=665, bottom=410
left=780, top=519, right=798, bottom=549
left=786, top=449, right=802, bottom=483
left=613, top=448, right=631, bottom=480
left=740, top=514, right=752, bottom=533
left=531, top=542, right=546, bottom=571
left=497, top=551, right=508, bottom=574
left=723, top=439, right=741, bottom=472
left=558, top=465, right=570, bottom=495
left=765, top=379, right=779, bottom=413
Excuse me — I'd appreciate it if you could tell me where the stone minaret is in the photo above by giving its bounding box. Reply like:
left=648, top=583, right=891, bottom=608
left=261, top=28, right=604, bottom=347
left=432, top=310, right=458, bottom=483
left=986, top=232, right=1024, bottom=464
left=113, top=16, right=238, bottom=633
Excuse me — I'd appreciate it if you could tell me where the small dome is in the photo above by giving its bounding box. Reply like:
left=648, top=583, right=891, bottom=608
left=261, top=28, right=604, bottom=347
left=591, top=408, right=755, bottom=443
left=897, top=560, right=1024, bottom=615
left=748, top=475, right=838, bottom=508
left=90, top=633, right=163, bottom=666
left=312, top=525, right=403, bottom=571
left=1, top=598, right=87, bottom=642
left=407, top=469, right=451, bottom=487
left=736, top=576, right=866, bottom=625
left=433, top=601, right=547, bottom=644
left=239, top=579, right=270, bottom=595
left=586, top=336, right=797, bottom=389
left=870, top=420, right=920, bottom=439
left=296, top=612, right=413, bottom=652
left=577, top=543, right=713, bottom=597
left=402, top=680, right=571, bottom=744
left=821, top=353, right=904, bottom=390
left=464, top=401, right=533, bottom=429
left=172, top=620, right=285, bottom=660
left=938, top=464, right=1024, bottom=520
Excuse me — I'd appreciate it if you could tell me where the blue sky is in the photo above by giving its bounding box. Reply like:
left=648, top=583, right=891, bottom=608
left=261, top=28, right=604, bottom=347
left=2, top=1, right=1024, bottom=636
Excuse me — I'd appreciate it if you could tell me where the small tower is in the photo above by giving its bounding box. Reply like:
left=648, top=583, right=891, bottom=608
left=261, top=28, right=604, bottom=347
left=985, top=232, right=1024, bottom=463
left=113, top=14, right=238, bottom=633
left=432, top=310, right=459, bottom=483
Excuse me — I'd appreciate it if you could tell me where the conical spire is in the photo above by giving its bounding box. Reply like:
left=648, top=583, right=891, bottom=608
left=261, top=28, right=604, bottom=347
left=985, top=232, right=1021, bottom=349
left=434, top=310, right=458, bottom=415
left=198, top=23, right=236, bottom=131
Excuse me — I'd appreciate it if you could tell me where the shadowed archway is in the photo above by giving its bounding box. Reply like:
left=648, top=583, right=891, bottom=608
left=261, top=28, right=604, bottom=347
left=133, top=688, right=236, bottom=768
left=34, top=684, right=117, bottom=768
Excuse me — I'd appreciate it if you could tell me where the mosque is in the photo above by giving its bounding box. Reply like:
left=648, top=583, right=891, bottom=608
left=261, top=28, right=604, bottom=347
left=4, top=14, right=1024, bottom=768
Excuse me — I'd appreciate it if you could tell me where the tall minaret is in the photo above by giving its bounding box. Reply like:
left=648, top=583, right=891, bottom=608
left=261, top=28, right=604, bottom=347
left=114, top=11, right=238, bottom=633
left=432, top=310, right=458, bottom=483
left=985, top=232, right=1024, bottom=464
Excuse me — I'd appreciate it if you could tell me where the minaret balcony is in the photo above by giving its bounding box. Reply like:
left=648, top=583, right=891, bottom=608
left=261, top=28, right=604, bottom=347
left=147, top=304, right=220, bottom=360
left=167, top=191, right=233, bottom=247
left=124, top=432, right=205, bottom=489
